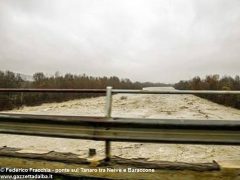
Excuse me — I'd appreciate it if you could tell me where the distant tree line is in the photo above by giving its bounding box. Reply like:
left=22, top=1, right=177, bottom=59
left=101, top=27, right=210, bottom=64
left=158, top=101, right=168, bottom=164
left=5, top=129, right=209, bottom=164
left=174, top=75, right=240, bottom=109
left=0, top=70, right=169, bottom=110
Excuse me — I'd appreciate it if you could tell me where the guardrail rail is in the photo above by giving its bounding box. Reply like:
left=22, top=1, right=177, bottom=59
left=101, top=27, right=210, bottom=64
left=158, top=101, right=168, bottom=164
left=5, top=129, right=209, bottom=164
left=0, top=87, right=240, bottom=161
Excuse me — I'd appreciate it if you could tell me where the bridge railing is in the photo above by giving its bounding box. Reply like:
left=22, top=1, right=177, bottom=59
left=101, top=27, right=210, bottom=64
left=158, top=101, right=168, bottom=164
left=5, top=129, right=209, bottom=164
left=0, top=87, right=240, bottom=161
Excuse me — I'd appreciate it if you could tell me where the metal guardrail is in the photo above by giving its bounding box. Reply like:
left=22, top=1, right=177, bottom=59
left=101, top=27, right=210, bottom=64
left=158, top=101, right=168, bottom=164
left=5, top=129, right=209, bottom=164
left=0, top=87, right=240, bottom=161
left=1, top=88, right=240, bottom=94
left=0, top=88, right=106, bottom=93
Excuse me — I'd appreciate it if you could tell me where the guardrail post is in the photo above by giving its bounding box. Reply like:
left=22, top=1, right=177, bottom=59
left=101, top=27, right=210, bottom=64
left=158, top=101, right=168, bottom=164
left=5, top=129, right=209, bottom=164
left=105, top=86, right=112, bottom=161
left=105, top=86, right=112, bottom=118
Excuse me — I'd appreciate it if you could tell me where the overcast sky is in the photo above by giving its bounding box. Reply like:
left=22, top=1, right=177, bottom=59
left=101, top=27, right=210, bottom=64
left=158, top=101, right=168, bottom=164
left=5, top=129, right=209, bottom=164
left=0, top=0, right=240, bottom=83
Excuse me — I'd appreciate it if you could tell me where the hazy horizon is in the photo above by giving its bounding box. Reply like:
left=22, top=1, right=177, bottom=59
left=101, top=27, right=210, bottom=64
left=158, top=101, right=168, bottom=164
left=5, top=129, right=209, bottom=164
left=3, top=70, right=240, bottom=84
left=1, top=0, right=240, bottom=83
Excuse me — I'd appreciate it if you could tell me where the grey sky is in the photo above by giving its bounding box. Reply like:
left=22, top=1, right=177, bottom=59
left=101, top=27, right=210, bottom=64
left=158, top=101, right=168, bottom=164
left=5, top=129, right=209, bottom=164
left=0, top=0, right=240, bottom=83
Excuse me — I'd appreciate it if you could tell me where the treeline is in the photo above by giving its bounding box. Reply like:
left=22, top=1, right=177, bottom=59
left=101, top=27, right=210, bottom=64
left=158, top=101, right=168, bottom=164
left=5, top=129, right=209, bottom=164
left=174, top=75, right=240, bottom=109
left=0, top=70, right=168, bottom=110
